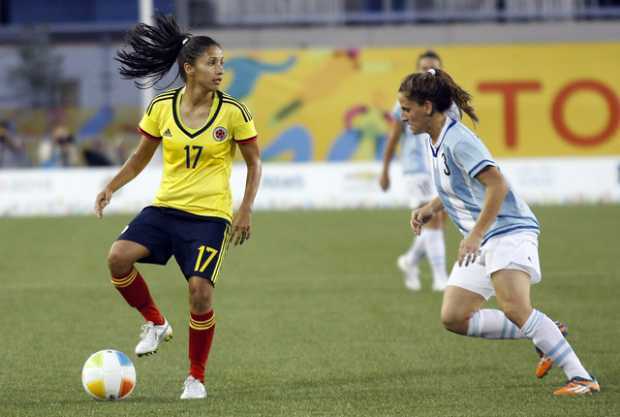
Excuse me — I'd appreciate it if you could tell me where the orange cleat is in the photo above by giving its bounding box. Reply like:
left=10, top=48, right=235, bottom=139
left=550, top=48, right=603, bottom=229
left=535, top=321, right=568, bottom=379
left=536, top=356, right=554, bottom=379
left=553, top=376, right=600, bottom=396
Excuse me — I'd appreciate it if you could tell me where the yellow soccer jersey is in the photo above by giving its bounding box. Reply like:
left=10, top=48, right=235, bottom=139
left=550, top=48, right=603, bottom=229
left=138, top=87, right=257, bottom=222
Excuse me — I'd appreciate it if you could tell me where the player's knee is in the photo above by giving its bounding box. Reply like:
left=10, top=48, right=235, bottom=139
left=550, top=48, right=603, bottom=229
left=500, top=302, right=531, bottom=328
left=190, top=296, right=212, bottom=313
left=189, top=282, right=213, bottom=313
left=440, top=309, right=468, bottom=335
left=107, top=248, right=133, bottom=277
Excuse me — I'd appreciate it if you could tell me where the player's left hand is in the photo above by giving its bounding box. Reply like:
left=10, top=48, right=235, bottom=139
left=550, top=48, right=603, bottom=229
left=379, top=171, right=390, bottom=191
left=94, top=188, right=113, bottom=219
left=231, top=208, right=252, bottom=246
left=458, top=233, right=482, bottom=267
left=411, top=203, right=434, bottom=235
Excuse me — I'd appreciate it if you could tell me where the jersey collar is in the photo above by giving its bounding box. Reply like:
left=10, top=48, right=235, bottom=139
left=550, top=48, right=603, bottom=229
left=172, top=88, right=223, bottom=139
left=429, top=116, right=457, bottom=158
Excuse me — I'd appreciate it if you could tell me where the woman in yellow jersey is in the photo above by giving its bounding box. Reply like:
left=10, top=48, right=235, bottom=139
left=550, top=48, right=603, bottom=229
left=93, top=15, right=262, bottom=400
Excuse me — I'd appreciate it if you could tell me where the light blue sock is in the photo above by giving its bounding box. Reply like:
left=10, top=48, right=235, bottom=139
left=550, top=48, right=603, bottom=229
left=467, top=309, right=527, bottom=339
left=521, top=309, right=590, bottom=380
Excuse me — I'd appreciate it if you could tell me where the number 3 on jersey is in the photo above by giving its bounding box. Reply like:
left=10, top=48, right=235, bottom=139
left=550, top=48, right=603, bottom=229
left=194, top=245, right=218, bottom=273
left=184, top=145, right=203, bottom=169
left=441, top=153, right=451, bottom=176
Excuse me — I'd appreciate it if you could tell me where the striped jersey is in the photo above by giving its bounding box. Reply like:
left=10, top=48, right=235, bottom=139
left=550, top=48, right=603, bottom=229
left=138, top=87, right=257, bottom=222
left=430, top=117, right=539, bottom=245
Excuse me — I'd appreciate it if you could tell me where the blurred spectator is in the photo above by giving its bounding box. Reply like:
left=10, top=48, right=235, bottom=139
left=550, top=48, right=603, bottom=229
left=39, top=125, right=80, bottom=167
left=82, top=138, right=113, bottom=167
left=0, top=120, right=29, bottom=167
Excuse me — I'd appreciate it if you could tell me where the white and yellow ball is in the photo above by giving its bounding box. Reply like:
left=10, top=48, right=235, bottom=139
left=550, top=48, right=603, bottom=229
left=81, top=349, right=136, bottom=400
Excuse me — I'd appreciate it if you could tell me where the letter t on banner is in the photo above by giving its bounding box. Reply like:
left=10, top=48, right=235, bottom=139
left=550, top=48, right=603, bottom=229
left=478, top=81, right=542, bottom=149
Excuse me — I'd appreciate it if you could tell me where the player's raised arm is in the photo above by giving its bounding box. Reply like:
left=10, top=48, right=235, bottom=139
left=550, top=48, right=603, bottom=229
left=94, top=135, right=160, bottom=218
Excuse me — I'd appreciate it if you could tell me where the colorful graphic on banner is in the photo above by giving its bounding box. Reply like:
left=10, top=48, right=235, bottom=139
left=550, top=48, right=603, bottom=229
left=222, top=43, right=620, bottom=160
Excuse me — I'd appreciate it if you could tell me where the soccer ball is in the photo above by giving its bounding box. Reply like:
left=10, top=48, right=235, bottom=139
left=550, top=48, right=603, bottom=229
left=81, top=349, right=136, bottom=400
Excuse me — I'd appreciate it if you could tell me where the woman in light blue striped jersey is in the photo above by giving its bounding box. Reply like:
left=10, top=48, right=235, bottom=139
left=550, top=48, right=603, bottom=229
left=399, top=68, right=599, bottom=397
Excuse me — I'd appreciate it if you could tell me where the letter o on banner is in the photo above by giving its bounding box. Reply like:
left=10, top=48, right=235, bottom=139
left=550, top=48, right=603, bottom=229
left=552, top=80, right=620, bottom=147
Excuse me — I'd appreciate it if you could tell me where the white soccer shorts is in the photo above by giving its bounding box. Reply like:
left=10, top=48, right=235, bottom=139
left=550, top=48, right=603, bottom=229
left=447, top=231, right=541, bottom=300
left=403, top=173, right=437, bottom=209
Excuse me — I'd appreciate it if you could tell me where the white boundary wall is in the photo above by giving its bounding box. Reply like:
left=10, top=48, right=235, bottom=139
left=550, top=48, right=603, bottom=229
left=0, top=157, right=619, bottom=217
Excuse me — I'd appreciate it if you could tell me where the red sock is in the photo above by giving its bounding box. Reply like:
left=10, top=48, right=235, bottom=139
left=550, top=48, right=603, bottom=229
left=188, top=310, right=216, bottom=382
left=111, top=268, right=165, bottom=325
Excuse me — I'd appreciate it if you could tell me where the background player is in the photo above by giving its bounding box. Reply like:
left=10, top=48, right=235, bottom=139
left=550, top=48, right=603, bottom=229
left=402, top=69, right=600, bottom=396
left=94, top=15, right=262, bottom=400
left=380, top=50, right=452, bottom=291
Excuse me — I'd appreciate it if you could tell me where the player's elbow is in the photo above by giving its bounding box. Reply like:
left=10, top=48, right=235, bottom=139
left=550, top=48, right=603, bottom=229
left=498, top=177, right=509, bottom=196
left=249, top=155, right=262, bottom=167
left=246, top=156, right=262, bottom=172
left=107, top=247, right=133, bottom=277
left=487, top=176, right=509, bottom=201
left=126, top=153, right=148, bottom=175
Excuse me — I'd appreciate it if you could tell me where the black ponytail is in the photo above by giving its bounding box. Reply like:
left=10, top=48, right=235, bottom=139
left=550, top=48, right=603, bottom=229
left=399, top=69, right=479, bottom=124
left=116, top=14, right=221, bottom=89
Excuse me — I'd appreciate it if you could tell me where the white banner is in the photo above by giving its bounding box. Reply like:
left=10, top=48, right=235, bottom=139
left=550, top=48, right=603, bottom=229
left=0, top=158, right=618, bottom=217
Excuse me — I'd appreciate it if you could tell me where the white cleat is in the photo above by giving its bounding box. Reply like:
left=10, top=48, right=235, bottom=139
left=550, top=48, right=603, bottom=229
left=398, top=255, right=421, bottom=291
left=396, top=254, right=411, bottom=274
left=135, top=319, right=173, bottom=357
left=180, top=376, right=207, bottom=400
left=404, top=276, right=421, bottom=291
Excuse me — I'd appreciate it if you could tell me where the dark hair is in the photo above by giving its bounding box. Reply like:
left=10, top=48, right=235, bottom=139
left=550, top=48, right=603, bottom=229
left=116, top=14, right=221, bottom=88
left=399, top=68, right=479, bottom=123
left=416, top=49, right=442, bottom=68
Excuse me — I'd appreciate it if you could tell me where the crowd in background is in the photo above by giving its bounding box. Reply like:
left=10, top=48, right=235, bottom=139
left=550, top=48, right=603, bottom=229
left=0, top=120, right=134, bottom=169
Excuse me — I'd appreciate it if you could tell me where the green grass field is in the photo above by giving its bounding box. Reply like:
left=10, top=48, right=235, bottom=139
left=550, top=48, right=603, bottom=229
left=1, top=205, right=619, bottom=417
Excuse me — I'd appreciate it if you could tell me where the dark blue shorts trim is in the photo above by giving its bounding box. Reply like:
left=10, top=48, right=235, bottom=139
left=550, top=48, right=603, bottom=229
left=118, top=206, right=231, bottom=284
